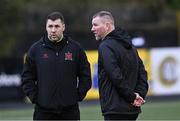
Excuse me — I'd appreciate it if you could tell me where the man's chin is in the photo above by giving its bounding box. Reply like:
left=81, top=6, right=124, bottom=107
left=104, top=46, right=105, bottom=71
left=95, top=37, right=101, bottom=41
left=50, top=38, right=59, bottom=42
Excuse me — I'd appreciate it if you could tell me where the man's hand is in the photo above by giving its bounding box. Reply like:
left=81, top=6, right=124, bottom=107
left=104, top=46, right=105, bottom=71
left=132, top=93, right=145, bottom=107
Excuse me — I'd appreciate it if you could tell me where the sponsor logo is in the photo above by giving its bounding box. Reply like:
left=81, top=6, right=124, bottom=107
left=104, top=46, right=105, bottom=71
left=0, top=74, right=21, bottom=87
left=159, top=56, right=177, bottom=87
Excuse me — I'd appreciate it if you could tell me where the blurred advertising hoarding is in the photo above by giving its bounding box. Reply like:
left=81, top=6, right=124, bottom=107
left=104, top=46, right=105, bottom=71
left=85, top=47, right=180, bottom=99
left=1, top=48, right=179, bottom=101
left=85, top=51, right=99, bottom=99
left=150, top=48, right=180, bottom=95
left=0, top=58, right=24, bottom=102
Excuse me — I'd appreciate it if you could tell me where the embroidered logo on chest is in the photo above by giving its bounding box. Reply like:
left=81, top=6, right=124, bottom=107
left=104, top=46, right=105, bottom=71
left=42, top=53, right=49, bottom=59
left=65, top=52, right=73, bottom=61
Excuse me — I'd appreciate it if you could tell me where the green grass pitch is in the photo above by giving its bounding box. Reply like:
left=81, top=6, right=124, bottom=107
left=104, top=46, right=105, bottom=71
left=0, top=100, right=180, bottom=120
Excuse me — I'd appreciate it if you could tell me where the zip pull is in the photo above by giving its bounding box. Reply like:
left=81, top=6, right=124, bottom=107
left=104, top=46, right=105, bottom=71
left=56, top=52, right=59, bottom=56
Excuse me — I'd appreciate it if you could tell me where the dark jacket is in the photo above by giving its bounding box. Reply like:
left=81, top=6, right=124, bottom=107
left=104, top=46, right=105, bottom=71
left=21, top=34, right=91, bottom=110
left=98, top=28, right=148, bottom=115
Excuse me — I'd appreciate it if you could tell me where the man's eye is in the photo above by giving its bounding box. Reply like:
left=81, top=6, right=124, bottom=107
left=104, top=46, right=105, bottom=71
left=93, top=24, right=97, bottom=26
left=55, top=25, right=60, bottom=28
left=48, top=25, right=53, bottom=28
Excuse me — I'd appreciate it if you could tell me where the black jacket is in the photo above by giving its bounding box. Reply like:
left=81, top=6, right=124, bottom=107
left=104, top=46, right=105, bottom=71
left=21, top=34, right=91, bottom=110
left=98, top=28, right=148, bottom=115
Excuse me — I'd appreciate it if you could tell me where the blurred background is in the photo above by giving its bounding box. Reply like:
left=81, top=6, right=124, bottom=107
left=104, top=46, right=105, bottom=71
left=0, top=0, right=180, bottom=120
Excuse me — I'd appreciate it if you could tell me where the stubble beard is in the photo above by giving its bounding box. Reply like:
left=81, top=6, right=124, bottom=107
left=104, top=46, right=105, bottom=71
left=49, top=35, right=60, bottom=42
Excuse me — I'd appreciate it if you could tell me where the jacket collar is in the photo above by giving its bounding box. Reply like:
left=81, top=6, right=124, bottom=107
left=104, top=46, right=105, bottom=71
left=40, top=33, right=69, bottom=50
left=104, top=28, right=133, bottom=49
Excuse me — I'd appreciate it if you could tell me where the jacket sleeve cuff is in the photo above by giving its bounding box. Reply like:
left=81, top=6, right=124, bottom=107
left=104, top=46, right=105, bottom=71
left=28, top=92, right=37, bottom=104
left=127, top=93, right=136, bottom=103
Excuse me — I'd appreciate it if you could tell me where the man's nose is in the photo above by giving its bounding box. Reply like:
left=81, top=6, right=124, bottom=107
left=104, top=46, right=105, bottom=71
left=52, top=27, right=56, bottom=32
left=91, top=27, right=94, bottom=32
left=91, top=26, right=94, bottom=32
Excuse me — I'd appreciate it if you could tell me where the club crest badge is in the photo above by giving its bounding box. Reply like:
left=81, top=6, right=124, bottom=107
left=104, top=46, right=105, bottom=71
left=65, top=52, right=73, bottom=61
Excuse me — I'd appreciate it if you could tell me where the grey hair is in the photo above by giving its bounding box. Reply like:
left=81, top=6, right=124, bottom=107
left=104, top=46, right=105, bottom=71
left=92, top=11, right=114, bottom=24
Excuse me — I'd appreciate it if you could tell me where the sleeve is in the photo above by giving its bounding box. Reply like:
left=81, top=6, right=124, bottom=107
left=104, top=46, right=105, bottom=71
left=99, top=43, right=136, bottom=103
left=134, top=51, right=149, bottom=99
left=21, top=48, right=38, bottom=104
left=77, top=47, right=92, bottom=101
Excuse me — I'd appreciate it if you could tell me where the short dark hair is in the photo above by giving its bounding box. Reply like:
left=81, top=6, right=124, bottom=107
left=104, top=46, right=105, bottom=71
left=46, top=11, right=64, bottom=23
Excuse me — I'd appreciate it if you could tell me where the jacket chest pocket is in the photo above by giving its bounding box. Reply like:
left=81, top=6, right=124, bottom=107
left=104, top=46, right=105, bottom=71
left=37, top=51, right=55, bottom=68
left=56, top=52, right=77, bottom=73
left=63, top=60, right=76, bottom=72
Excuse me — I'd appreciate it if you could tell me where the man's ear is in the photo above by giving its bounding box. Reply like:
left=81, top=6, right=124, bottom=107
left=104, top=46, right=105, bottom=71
left=63, top=24, right=65, bottom=31
left=105, top=22, right=111, bottom=31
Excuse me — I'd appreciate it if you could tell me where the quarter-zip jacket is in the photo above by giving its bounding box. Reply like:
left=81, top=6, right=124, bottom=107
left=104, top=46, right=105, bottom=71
left=98, top=28, right=148, bottom=115
left=21, top=34, right=91, bottom=110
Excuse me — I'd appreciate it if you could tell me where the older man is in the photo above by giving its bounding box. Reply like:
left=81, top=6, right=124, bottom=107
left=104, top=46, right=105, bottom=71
left=91, top=11, right=148, bottom=121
